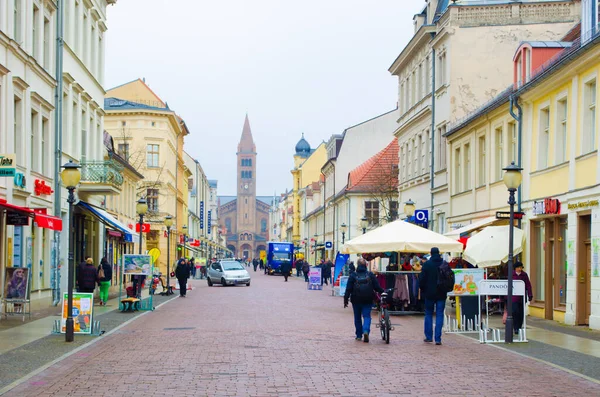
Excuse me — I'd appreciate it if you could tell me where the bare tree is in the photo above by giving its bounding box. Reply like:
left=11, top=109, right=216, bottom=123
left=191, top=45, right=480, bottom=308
left=361, top=164, right=399, bottom=225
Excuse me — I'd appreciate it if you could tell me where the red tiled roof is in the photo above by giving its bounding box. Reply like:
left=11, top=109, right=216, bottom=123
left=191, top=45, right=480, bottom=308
left=346, top=139, right=399, bottom=192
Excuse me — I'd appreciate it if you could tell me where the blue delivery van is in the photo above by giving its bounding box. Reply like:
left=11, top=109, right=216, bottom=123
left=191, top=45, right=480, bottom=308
left=267, top=241, right=294, bottom=275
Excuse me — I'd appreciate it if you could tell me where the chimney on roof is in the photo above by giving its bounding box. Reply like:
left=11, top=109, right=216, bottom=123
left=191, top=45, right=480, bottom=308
left=143, top=77, right=146, bottom=83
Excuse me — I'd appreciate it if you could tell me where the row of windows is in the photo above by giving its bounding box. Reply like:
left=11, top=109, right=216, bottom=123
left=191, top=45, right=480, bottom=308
left=399, top=126, right=447, bottom=183
left=537, top=79, right=596, bottom=170
left=65, top=0, right=105, bottom=81
left=11, top=0, right=54, bottom=72
left=241, top=158, right=252, bottom=166
left=12, top=92, right=51, bottom=173
left=399, top=51, right=447, bottom=114
left=224, top=218, right=268, bottom=233
left=241, top=170, right=252, bottom=179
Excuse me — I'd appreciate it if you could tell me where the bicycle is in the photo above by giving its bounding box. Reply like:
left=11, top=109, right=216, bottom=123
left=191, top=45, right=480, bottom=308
left=377, top=288, right=395, bottom=344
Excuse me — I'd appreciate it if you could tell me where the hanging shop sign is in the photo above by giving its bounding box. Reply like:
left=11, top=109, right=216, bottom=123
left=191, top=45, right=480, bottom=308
left=207, top=210, right=212, bottom=234
left=414, top=209, right=429, bottom=228
left=567, top=200, right=600, bottom=210
left=13, top=173, right=26, bottom=188
left=135, top=223, right=151, bottom=233
left=200, top=201, right=204, bottom=229
left=6, top=212, right=30, bottom=226
left=496, top=211, right=525, bottom=220
left=34, top=179, right=53, bottom=196
left=532, top=198, right=561, bottom=216
left=0, top=154, right=16, bottom=177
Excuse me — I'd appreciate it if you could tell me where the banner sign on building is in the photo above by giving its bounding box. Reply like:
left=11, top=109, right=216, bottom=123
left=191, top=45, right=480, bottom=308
left=0, top=154, right=16, bottom=177
left=200, top=201, right=204, bottom=229
left=61, top=292, right=94, bottom=334
left=532, top=198, right=561, bottom=216
left=207, top=210, right=212, bottom=234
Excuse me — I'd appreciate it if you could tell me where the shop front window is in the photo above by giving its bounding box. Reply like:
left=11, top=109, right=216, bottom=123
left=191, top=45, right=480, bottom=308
left=534, top=221, right=545, bottom=301
left=558, top=218, right=568, bottom=305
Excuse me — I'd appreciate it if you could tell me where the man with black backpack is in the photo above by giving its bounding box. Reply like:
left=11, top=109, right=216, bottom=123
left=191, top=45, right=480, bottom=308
left=344, top=258, right=383, bottom=343
left=419, top=247, right=455, bottom=345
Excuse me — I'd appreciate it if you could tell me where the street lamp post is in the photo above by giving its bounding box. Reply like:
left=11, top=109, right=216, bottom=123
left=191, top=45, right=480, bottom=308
left=61, top=160, right=81, bottom=343
left=360, top=217, right=368, bottom=234
left=503, top=161, right=523, bottom=343
left=182, top=225, right=188, bottom=259
left=404, top=199, right=416, bottom=222
left=136, top=198, right=148, bottom=255
left=164, top=216, right=173, bottom=295
left=340, top=223, right=348, bottom=244
left=313, top=233, right=318, bottom=264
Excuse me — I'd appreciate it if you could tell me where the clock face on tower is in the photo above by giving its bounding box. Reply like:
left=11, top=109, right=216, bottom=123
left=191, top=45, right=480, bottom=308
left=244, top=184, right=248, bottom=189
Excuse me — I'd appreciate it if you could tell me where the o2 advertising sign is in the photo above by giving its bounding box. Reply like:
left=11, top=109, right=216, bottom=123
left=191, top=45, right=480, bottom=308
left=414, top=210, right=428, bottom=228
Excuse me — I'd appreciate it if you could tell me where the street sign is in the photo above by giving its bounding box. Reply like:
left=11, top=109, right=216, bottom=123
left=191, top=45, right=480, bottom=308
left=325, top=241, right=332, bottom=249
left=496, top=211, right=525, bottom=220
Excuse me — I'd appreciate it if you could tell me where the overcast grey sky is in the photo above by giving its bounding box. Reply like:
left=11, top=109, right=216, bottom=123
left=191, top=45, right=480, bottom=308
left=106, top=0, right=423, bottom=196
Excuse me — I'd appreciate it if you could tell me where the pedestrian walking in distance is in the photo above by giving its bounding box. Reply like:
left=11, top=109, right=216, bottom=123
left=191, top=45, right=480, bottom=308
left=302, top=260, right=310, bottom=282
left=512, top=261, right=533, bottom=335
left=280, top=260, right=292, bottom=282
left=97, top=257, right=112, bottom=306
left=419, top=247, right=454, bottom=345
left=175, top=258, right=189, bottom=297
left=253, top=258, right=259, bottom=272
left=344, top=258, right=383, bottom=343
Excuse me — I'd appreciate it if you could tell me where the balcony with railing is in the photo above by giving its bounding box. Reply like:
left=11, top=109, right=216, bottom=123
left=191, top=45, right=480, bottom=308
left=78, top=160, right=124, bottom=196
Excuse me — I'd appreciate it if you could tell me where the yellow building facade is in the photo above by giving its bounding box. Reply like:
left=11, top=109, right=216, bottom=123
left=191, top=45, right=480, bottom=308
left=104, top=79, right=189, bottom=276
left=446, top=23, right=600, bottom=329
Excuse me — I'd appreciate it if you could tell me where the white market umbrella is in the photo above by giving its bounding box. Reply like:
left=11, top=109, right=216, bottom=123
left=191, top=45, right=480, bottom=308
left=463, top=225, right=525, bottom=268
left=341, top=220, right=464, bottom=254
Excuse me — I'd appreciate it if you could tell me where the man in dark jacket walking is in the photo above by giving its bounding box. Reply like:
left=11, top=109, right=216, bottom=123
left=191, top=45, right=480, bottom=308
left=419, top=247, right=447, bottom=345
left=77, top=258, right=98, bottom=293
left=175, top=258, right=189, bottom=297
left=280, top=260, right=292, bottom=282
left=301, top=261, right=310, bottom=282
left=344, top=258, right=383, bottom=343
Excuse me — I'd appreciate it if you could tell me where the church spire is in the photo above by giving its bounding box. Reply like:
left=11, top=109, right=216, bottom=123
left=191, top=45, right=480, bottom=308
left=237, top=114, right=256, bottom=154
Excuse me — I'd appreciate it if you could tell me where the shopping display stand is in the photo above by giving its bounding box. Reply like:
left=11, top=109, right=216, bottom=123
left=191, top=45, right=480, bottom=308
left=478, top=279, right=527, bottom=343
left=1, top=267, right=32, bottom=322
left=375, top=270, right=424, bottom=315
left=119, top=255, right=154, bottom=312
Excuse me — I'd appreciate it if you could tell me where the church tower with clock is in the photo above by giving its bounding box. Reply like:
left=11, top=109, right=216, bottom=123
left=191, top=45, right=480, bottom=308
left=218, top=115, right=270, bottom=259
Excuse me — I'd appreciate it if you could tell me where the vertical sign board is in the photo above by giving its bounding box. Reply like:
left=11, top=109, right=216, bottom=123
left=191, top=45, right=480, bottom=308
left=13, top=226, right=23, bottom=268
left=200, top=201, right=204, bottom=230
left=308, top=267, right=322, bottom=290
left=207, top=210, right=212, bottom=234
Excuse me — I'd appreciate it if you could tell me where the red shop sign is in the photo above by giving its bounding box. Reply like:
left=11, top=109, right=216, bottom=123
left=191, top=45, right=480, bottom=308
left=34, top=179, right=53, bottom=196
left=135, top=223, right=151, bottom=233
left=532, top=198, right=561, bottom=216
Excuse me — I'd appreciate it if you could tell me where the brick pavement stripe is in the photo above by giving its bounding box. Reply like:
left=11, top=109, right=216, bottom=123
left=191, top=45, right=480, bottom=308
left=2, top=275, right=600, bottom=396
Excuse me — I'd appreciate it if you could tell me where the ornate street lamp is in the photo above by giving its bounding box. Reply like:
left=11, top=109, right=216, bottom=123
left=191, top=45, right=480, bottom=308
left=136, top=198, right=148, bottom=255
left=61, top=160, right=81, bottom=343
left=404, top=198, right=416, bottom=221
left=340, top=223, right=348, bottom=244
left=503, top=161, right=523, bottom=343
left=164, top=216, right=173, bottom=295
left=360, top=217, right=368, bottom=234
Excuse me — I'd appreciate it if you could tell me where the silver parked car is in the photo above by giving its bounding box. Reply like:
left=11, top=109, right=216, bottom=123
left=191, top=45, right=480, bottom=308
left=207, top=260, right=251, bottom=287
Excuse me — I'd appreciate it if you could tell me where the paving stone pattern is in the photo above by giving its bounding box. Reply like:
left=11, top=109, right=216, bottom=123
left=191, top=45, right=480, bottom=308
left=4, top=275, right=600, bottom=396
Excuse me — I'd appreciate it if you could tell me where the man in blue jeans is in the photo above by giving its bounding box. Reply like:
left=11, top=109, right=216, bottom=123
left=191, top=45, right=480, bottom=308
left=344, top=258, right=383, bottom=343
left=419, top=247, right=447, bottom=345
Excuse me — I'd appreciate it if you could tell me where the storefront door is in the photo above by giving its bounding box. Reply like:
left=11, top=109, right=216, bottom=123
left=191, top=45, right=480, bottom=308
left=577, top=214, right=592, bottom=325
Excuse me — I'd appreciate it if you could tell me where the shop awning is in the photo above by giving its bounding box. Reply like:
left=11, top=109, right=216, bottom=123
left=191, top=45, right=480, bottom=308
left=34, top=213, right=63, bottom=231
left=0, top=199, right=34, bottom=216
left=444, top=216, right=498, bottom=240
left=77, top=201, right=139, bottom=243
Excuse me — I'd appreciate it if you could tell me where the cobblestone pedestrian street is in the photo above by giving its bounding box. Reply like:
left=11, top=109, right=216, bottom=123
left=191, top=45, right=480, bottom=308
left=5, top=274, right=600, bottom=397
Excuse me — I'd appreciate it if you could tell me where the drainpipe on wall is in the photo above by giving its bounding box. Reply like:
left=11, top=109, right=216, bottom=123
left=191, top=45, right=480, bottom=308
left=52, top=0, right=64, bottom=306
left=509, top=95, right=523, bottom=229
left=429, top=46, right=436, bottom=231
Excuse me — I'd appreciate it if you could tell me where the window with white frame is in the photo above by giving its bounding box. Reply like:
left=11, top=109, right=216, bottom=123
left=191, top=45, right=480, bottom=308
left=14, top=95, right=23, bottom=165
left=31, top=109, right=39, bottom=172
left=436, top=125, right=447, bottom=171
left=405, top=76, right=410, bottom=111
left=539, top=107, right=550, bottom=169
left=416, top=134, right=422, bottom=176
left=399, top=82, right=404, bottom=113
left=81, top=109, right=87, bottom=160
left=583, top=78, right=597, bottom=154
left=495, top=127, right=504, bottom=181
left=437, top=213, right=445, bottom=234
left=365, top=201, right=380, bottom=226
left=425, top=56, right=431, bottom=93
left=33, top=4, right=40, bottom=58
left=454, top=146, right=461, bottom=193
left=464, top=142, right=471, bottom=190
left=423, top=129, right=429, bottom=172
left=411, top=70, right=416, bottom=106
left=508, top=122, right=517, bottom=164
left=147, top=188, right=159, bottom=212
left=147, top=144, right=159, bottom=167
left=43, top=16, right=50, bottom=70
left=418, top=63, right=423, bottom=99
left=556, top=98, right=568, bottom=164
left=478, top=135, right=486, bottom=186
left=438, top=51, right=447, bottom=87
left=413, top=138, right=418, bottom=177
left=14, top=0, right=22, bottom=43
left=41, top=116, right=49, bottom=174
